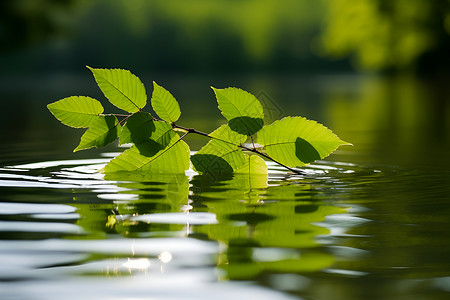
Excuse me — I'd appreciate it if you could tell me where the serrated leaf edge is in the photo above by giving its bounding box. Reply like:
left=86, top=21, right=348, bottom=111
left=87, top=66, right=146, bottom=113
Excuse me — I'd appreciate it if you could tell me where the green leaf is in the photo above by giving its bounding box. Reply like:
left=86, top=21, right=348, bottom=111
left=257, top=116, right=351, bottom=167
left=104, top=134, right=190, bottom=173
left=209, top=123, right=248, bottom=144
left=47, top=96, right=103, bottom=128
left=151, top=82, right=181, bottom=122
left=234, top=155, right=269, bottom=195
left=235, top=154, right=268, bottom=175
left=88, top=66, right=146, bottom=113
left=74, top=115, right=120, bottom=152
left=119, top=112, right=155, bottom=145
left=149, top=120, right=177, bottom=148
left=191, top=125, right=247, bottom=174
left=212, top=87, right=264, bottom=135
left=120, top=113, right=176, bottom=148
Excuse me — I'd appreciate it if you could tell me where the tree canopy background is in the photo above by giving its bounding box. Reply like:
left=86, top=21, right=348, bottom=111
left=1, top=0, right=449, bottom=75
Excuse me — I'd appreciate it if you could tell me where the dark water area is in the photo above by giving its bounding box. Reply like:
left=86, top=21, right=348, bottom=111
left=0, top=73, right=449, bottom=300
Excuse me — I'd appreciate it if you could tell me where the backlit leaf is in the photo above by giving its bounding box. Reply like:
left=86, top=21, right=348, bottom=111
left=151, top=82, right=181, bottom=122
left=212, top=87, right=264, bottom=135
left=120, top=113, right=176, bottom=149
left=257, top=116, right=351, bottom=167
left=235, top=154, right=268, bottom=175
left=47, top=96, right=103, bottom=128
left=104, top=134, right=190, bottom=173
left=74, top=115, right=120, bottom=152
left=191, top=125, right=247, bottom=174
left=119, top=112, right=154, bottom=145
left=88, top=67, right=146, bottom=113
left=149, top=120, right=177, bottom=148
left=234, top=154, right=269, bottom=195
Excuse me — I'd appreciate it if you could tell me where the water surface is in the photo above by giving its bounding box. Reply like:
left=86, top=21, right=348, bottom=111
left=0, top=74, right=449, bottom=300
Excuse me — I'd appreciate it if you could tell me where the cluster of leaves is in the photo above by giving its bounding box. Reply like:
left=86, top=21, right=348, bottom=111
left=47, top=67, right=350, bottom=175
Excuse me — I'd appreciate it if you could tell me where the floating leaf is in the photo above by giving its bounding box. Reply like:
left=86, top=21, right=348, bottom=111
left=88, top=67, right=146, bottom=113
left=191, top=125, right=247, bottom=174
left=104, top=134, right=190, bottom=173
left=257, top=116, right=351, bottom=167
left=151, top=82, right=181, bottom=123
left=74, top=115, right=120, bottom=152
left=212, top=87, right=264, bottom=135
left=47, top=96, right=103, bottom=128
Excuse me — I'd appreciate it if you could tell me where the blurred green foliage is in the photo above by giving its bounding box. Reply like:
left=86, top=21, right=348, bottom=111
left=320, top=0, right=450, bottom=73
left=0, top=0, right=76, bottom=50
left=326, top=75, right=450, bottom=168
left=0, top=0, right=340, bottom=73
left=1, top=0, right=448, bottom=74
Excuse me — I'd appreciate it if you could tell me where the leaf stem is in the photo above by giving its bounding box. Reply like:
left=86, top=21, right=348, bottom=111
left=250, top=136, right=256, bottom=150
left=178, top=131, right=190, bottom=140
left=172, top=123, right=210, bottom=137
left=109, top=113, right=133, bottom=126
left=112, top=114, right=132, bottom=117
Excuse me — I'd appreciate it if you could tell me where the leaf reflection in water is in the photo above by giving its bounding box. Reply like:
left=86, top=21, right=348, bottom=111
left=64, top=161, right=349, bottom=280
left=1, top=156, right=351, bottom=291
left=190, top=171, right=348, bottom=279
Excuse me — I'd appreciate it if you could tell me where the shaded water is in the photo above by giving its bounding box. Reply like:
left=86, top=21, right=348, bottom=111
left=1, top=74, right=449, bottom=299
